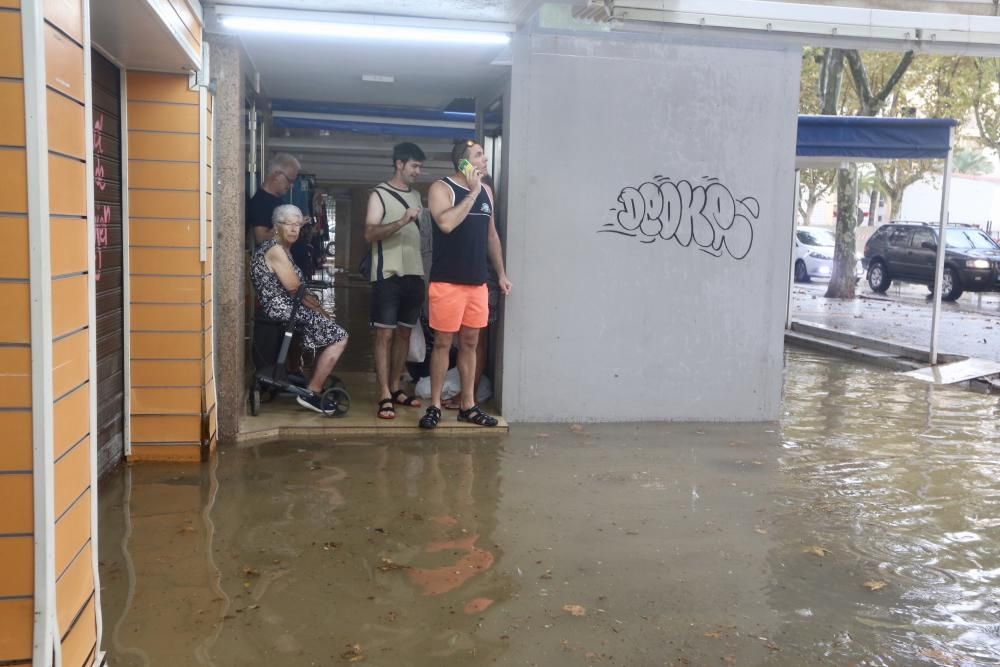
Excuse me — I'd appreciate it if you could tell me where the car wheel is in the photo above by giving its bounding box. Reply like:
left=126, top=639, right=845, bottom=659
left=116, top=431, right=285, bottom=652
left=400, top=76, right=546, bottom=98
left=794, top=260, right=809, bottom=283
left=942, top=266, right=963, bottom=301
left=867, top=260, right=891, bottom=293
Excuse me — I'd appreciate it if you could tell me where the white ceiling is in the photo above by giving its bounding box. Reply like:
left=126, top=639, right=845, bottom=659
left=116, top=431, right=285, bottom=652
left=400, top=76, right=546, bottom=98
left=231, top=30, right=510, bottom=108
left=205, top=0, right=546, bottom=24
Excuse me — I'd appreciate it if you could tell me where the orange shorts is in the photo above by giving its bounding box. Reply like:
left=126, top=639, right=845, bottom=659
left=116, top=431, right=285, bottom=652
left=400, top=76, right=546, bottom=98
left=428, top=282, right=488, bottom=333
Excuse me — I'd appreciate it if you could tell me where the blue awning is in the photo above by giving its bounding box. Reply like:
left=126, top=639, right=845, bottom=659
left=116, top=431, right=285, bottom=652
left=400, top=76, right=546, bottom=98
left=796, top=115, right=958, bottom=160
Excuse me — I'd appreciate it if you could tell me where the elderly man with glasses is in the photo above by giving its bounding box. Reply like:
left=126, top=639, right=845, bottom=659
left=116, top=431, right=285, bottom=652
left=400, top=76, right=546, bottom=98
left=248, top=153, right=301, bottom=246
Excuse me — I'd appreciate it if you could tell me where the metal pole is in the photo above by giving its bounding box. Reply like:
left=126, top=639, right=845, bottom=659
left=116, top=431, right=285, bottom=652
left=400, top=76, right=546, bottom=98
left=929, top=127, right=954, bottom=366
left=786, top=169, right=801, bottom=330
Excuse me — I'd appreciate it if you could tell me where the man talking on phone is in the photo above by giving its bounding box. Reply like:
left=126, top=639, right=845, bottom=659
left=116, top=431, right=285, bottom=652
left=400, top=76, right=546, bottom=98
left=419, top=140, right=512, bottom=429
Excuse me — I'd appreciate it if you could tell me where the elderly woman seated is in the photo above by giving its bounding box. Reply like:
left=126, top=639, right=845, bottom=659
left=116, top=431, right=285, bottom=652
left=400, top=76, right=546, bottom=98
left=251, top=204, right=348, bottom=413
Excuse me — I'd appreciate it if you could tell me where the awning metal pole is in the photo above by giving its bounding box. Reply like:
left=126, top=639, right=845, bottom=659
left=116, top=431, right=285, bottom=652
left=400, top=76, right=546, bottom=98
left=786, top=169, right=801, bottom=330
left=929, top=127, right=954, bottom=366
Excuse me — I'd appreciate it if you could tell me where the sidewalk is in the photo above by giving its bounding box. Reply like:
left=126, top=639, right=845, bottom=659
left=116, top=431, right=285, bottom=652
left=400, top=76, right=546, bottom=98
left=790, top=284, right=1000, bottom=364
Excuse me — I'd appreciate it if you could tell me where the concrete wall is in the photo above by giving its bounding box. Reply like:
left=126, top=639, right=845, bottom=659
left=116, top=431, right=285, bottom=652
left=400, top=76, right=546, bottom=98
left=502, top=32, right=800, bottom=422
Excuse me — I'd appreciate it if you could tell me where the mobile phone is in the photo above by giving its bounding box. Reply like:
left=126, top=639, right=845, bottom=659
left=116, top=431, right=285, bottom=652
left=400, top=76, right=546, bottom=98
left=458, top=159, right=476, bottom=180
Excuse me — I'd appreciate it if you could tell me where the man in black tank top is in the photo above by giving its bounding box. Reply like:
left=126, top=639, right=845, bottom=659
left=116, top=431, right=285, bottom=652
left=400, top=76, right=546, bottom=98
left=418, top=141, right=512, bottom=429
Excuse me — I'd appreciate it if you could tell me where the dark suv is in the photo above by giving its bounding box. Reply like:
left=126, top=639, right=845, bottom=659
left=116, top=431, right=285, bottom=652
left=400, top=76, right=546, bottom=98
left=863, top=223, right=1000, bottom=301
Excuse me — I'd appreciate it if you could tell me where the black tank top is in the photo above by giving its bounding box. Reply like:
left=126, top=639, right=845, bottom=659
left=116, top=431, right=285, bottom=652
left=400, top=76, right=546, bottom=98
left=430, top=177, right=492, bottom=285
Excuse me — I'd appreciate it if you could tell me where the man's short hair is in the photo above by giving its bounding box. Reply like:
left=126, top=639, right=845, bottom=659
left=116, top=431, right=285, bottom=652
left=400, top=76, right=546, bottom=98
left=450, top=139, right=479, bottom=170
left=272, top=204, right=302, bottom=226
left=266, top=153, right=301, bottom=178
left=392, top=142, right=426, bottom=168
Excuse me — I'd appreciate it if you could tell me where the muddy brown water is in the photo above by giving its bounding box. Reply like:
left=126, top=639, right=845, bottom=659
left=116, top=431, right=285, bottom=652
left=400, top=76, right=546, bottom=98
left=98, top=349, right=1000, bottom=666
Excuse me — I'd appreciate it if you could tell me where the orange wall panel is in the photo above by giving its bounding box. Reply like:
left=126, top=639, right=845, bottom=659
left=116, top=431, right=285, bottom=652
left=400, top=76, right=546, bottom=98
left=127, top=71, right=198, bottom=104
left=60, top=595, right=96, bottom=667
left=0, top=537, right=32, bottom=597
left=131, top=414, right=201, bottom=443
left=0, top=598, right=32, bottom=661
left=56, top=542, right=93, bottom=633
left=51, top=275, right=87, bottom=338
left=0, top=81, right=26, bottom=147
left=0, top=413, right=31, bottom=471
left=130, top=275, right=202, bottom=303
left=0, top=474, right=32, bottom=533
left=51, top=217, right=87, bottom=277
left=130, top=190, right=199, bottom=220
left=130, top=247, right=202, bottom=276
left=44, top=22, right=84, bottom=102
left=0, top=283, right=30, bottom=344
left=129, top=161, right=199, bottom=191
left=47, top=88, right=85, bottom=159
left=131, top=359, right=202, bottom=387
left=128, top=131, right=198, bottom=162
left=0, top=149, right=28, bottom=213
left=128, top=444, right=201, bottom=462
left=130, top=219, right=199, bottom=247
left=53, top=383, right=88, bottom=460
left=130, top=387, right=201, bottom=414
left=131, top=332, right=201, bottom=359
left=54, top=436, right=89, bottom=518
left=53, top=330, right=88, bottom=399
left=0, top=12, right=23, bottom=78
left=127, top=101, right=199, bottom=134
left=54, top=488, right=89, bottom=576
left=131, top=304, right=202, bottom=332
left=44, top=0, right=84, bottom=44
left=48, top=154, right=87, bottom=216
left=0, top=347, right=31, bottom=409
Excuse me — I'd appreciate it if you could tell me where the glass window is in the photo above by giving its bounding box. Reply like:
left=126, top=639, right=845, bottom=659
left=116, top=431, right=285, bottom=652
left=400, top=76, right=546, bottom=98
left=888, top=228, right=912, bottom=245
left=945, top=229, right=1000, bottom=250
left=910, top=228, right=936, bottom=248
left=796, top=229, right=836, bottom=246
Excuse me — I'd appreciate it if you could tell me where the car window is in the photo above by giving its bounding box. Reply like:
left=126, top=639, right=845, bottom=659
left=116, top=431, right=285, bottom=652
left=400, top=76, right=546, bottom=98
left=797, top=229, right=836, bottom=246
left=910, top=228, right=935, bottom=248
left=888, top=228, right=912, bottom=246
left=945, top=229, right=1000, bottom=250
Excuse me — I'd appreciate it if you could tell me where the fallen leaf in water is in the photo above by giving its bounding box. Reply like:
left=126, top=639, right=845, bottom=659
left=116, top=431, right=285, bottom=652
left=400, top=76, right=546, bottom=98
left=340, top=644, right=365, bottom=662
left=248, top=604, right=259, bottom=610
left=704, top=631, right=722, bottom=638
left=802, top=546, right=830, bottom=557
left=765, top=642, right=780, bottom=652
left=323, top=542, right=340, bottom=551
left=754, top=527, right=768, bottom=535
left=177, top=525, right=195, bottom=534
left=464, top=598, right=494, bottom=614
left=385, top=611, right=398, bottom=622
left=562, top=604, right=586, bottom=616
left=569, top=424, right=585, bottom=434
left=863, top=580, right=887, bottom=591
left=722, top=656, right=736, bottom=665
left=241, top=565, right=259, bottom=577
left=918, top=648, right=956, bottom=664
left=376, top=558, right=410, bottom=572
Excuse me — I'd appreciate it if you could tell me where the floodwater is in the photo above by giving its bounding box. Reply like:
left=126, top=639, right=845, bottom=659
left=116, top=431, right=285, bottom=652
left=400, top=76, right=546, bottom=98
left=98, top=350, right=1000, bottom=666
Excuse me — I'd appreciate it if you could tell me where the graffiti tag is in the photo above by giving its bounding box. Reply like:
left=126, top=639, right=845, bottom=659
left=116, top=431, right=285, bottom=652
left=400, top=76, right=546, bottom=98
left=93, top=112, right=109, bottom=280
left=600, top=176, right=759, bottom=260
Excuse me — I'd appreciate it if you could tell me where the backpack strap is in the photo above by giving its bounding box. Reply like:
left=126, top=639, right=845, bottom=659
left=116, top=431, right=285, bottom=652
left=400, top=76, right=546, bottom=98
left=374, top=186, right=419, bottom=228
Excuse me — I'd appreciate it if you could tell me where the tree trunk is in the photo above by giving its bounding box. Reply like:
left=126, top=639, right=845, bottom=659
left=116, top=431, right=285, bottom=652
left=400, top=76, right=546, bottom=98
left=890, top=191, right=904, bottom=223
left=825, top=165, right=858, bottom=299
left=803, top=199, right=817, bottom=227
left=867, top=190, right=879, bottom=226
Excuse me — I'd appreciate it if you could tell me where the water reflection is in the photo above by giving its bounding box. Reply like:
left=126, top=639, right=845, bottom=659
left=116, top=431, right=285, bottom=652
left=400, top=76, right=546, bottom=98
left=100, top=350, right=1000, bottom=665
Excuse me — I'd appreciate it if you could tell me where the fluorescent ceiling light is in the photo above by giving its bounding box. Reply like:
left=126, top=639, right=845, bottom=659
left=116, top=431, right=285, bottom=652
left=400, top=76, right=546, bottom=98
left=222, top=15, right=511, bottom=45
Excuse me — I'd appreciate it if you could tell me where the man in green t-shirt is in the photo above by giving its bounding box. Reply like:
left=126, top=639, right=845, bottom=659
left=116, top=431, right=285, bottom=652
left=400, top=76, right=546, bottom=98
left=364, top=142, right=427, bottom=419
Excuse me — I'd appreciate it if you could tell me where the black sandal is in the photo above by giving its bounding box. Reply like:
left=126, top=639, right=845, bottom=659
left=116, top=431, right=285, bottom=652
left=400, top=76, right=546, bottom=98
left=457, top=405, right=498, bottom=427
left=419, top=406, right=442, bottom=429
left=390, top=389, right=422, bottom=408
left=377, top=398, right=395, bottom=420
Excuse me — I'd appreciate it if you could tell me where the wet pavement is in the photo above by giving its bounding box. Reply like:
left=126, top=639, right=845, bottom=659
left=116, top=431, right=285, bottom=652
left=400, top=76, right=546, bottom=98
left=793, top=283, right=1000, bottom=364
left=99, top=350, right=1000, bottom=666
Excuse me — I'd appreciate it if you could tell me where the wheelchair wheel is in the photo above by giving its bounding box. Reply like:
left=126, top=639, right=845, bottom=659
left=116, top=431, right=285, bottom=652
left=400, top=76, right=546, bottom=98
left=320, top=386, right=350, bottom=417
left=249, top=384, right=261, bottom=416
